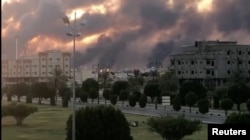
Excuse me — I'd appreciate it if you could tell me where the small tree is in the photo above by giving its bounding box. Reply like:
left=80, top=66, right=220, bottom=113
left=147, top=116, right=201, bottom=140
left=103, top=89, right=111, bottom=104
left=26, top=85, right=32, bottom=104
left=221, top=98, right=234, bottom=116
left=2, top=103, right=38, bottom=125
left=172, top=96, right=181, bottom=112
left=61, top=87, right=72, bottom=107
left=79, top=91, right=88, bottom=102
left=132, top=91, right=141, bottom=101
left=119, top=90, right=129, bottom=106
left=128, top=95, right=136, bottom=107
left=185, top=92, right=196, bottom=113
left=139, top=94, right=147, bottom=108
left=213, top=95, right=220, bottom=109
left=89, top=88, right=98, bottom=103
left=110, top=95, right=118, bottom=105
left=112, top=81, right=129, bottom=96
left=197, top=98, right=209, bottom=114
left=246, top=99, right=250, bottom=112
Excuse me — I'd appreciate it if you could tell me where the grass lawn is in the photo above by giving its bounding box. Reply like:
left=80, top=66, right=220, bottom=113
left=2, top=102, right=207, bottom=140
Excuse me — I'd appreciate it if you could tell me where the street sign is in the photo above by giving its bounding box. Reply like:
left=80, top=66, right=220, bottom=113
left=162, top=96, right=170, bottom=106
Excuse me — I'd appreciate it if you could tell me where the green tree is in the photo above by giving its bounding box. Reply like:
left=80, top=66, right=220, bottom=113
left=112, top=81, right=129, bottom=96
left=49, top=67, right=68, bottom=105
left=220, top=98, right=234, bottom=116
left=225, top=113, right=250, bottom=124
left=103, top=89, right=111, bottom=104
left=89, top=88, right=98, bottom=103
left=215, top=87, right=228, bottom=100
left=132, top=91, right=141, bottom=102
left=82, top=78, right=99, bottom=93
left=159, top=72, right=179, bottom=94
left=110, top=95, right=118, bottom=105
left=60, top=87, right=72, bottom=107
left=139, top=94, right=147, bottom=108
left=185, top=91, right=196, bottom=113
left=128, top=95, right=136, bottom=107
left=213, top=95, right=220, bottom=109
left=228, top=83, right=249, bottom=113
left=172, top=96, right=181, bottom=112
left=9, top=83, right=29, bottom=102
left=179, top=81, right=207, bottom=105
left=3, top=86, right=12, bottom=101
left=66, top=106, right=133, bottom=140
left=2, top=103, right=38, bottom=125
left=26, top=84, right=32, bottom=103
left=119, top=90, right=129, bottom=106
left=31, top=82, right=51, bottom=104
left=144, top=83, right=160, bottom=109
left=79, top=91, right=88, bottom=102
left=247, top=99, right=250, bottom=112
left=197, top=98, right=209, bottom=114
left=147, top=116, right=201, bottom=140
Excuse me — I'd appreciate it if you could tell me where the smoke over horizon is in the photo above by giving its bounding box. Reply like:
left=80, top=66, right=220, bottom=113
left=2, top=0, right=250, bottom=68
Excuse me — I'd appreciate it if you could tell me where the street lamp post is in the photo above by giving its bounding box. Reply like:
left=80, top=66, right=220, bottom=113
left=62, top=12, right=84, bottom=140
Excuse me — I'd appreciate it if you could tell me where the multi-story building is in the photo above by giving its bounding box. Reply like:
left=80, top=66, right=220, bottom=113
left=2, top=50, right=71, bottom=86
left=169, top=40, right=250, bottom=87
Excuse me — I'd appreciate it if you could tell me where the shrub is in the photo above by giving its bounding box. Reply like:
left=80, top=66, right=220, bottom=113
left=147, top=116, right=201, bottom=140
left=172, top=96, right=181, bottom=112
left=128, top=95, right=136, bottom=107
left=220, top=98, right=234, bottom=116
left=225, top=113, right=250, bottom=124
left=139, top=94, right=147, bottom=108
left=2, top=103, right=38, bottom=125
left=197, top=98, right=209, bottom=114
left=66, top=106, right=133, bottom=140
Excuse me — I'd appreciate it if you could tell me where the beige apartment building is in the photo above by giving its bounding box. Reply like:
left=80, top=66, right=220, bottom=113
left=2, top=50, right=71, bottom=86
left=169, top=40, right=250, bottom=87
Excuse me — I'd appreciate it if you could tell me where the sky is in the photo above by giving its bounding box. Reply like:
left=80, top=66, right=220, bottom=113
left=2, top=0, right=250, bottom=69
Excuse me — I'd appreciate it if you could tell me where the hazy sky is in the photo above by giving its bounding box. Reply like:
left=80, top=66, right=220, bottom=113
left=2, top=0, right=250, bottom=68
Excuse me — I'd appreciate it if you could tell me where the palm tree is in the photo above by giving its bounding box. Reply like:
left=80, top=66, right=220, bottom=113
left=48, top=67, right=68, bottom=105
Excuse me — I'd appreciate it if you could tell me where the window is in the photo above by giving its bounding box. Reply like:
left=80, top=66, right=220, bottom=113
left=227, top=50, right=230, bottom=55
left=33, top=65, right=37, bottom=67
left=206, top=70, right=210, bottom=74
left=186, top=61, right=188, bottom=64
left=249, top=61, right=250, bottom=64
left=238, top=61, right=242, bottom=65
left=171, top=61, right=174, bottom=65
left=42, top=65, right=46, bottom=68
left=26, top=65, right=29, bottom=68
left=178, top=71, right=181, bottom=74
left=200, top=71, right=202, bottom=74
left=65, top=58, right=68, bottom=61
left=57, top=58, right=60, bottom=61
left=186, top=71, right=188, bottom=73
left=182, top=61, right=184, bottom=64
left=239, top=51, right=242, bottom=55
left=200, top=61, right=203, bottom=64
left=49, top=58, right=52, bottom=61
left=191, top=61, right=194, bottom=65
left=191, top=71, right=194, bottom=74
left=42, top=58, right=45, bottom=61
left=249, top=70, right=250, bottom=74
left=206, top=60, right=210, bottom=65
left=26, top=72, right=29, bottom=74
left=42, top=72, right=45, bottom=75
left=228, top=61, right=231, bottom=64
left=34, top=72, right=37, bottom=75
left=65, top=65, right=68, bottom=68
left=248, top=51, right=250, bottom=55
left=49, top=65, right=52, bottom=67
left=65, top=71, right=68, bottom=74
left=211, top=61, right=214, bottom=66
left=227, top=70, right=231, bottom=74
left=178, top=61, right=181, bottom=65
left=211, top=71, right=214, bottom=76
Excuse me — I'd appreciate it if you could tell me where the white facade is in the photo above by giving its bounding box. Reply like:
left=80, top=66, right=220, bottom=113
left=2, top=50, right=71, bottom=85
left=169, top=40, right=250, bottom=87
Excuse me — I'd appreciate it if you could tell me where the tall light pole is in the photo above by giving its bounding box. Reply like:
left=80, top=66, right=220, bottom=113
left=62, top=12, right=85, bottom=140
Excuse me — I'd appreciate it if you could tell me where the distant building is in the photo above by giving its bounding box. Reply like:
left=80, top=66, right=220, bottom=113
left=169, top=40, right=250, bottom=87
left=2, top=50, right=71, bottom=86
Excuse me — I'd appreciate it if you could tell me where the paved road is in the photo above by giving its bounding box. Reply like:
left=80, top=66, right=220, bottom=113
left=5, top=96, right=227, bottom=124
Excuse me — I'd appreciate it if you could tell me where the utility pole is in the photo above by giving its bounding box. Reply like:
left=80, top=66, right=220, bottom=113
left=97, top=63, right=100, bottom=104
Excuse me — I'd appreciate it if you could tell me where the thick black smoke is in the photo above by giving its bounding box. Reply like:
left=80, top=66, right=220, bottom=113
left=2, top=0, right=250, bottom=68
